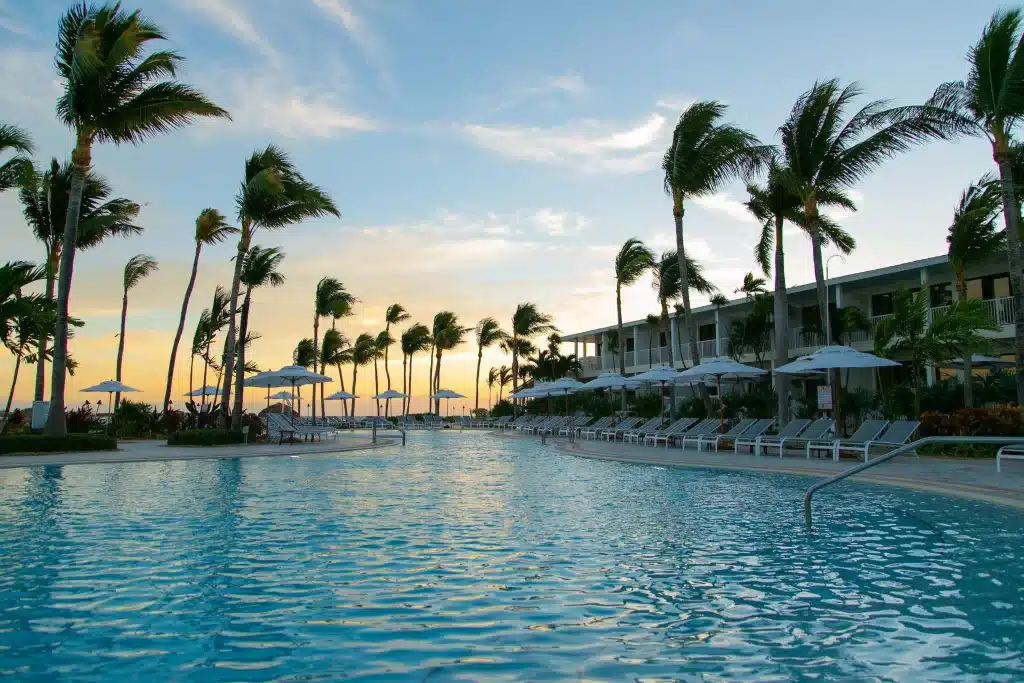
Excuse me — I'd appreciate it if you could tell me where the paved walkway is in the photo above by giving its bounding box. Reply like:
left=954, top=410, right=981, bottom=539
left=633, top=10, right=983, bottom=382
left=496, top=432, right=1024, bottom=509
left=0, top=433, right=383, bottom=469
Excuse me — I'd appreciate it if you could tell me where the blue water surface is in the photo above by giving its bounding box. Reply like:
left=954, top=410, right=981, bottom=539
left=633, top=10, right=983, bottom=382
left=0, top=432, right=1021, bottom=681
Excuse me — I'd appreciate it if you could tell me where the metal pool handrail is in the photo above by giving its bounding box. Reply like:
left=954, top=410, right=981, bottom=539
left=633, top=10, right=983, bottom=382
left=371, top=420, right=407, bottom=446
left=804, top=436, right=1024, bottom=528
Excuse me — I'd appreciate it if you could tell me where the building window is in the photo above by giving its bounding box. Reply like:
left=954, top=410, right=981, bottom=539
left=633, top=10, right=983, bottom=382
left=698, top=323, right=716, bottom=341
left=930, top=283, right=952, bottom=307
left=625, top=337, right=635, bottom=353
left=595, top=343, right=602, bottom=357
left=659, top=331, right=668, bottom=347
left=967, top=273, right=1011, bottom=300
left=871, top=292, right=894, bottom=317
left=800, top=306, right=819, bottom=327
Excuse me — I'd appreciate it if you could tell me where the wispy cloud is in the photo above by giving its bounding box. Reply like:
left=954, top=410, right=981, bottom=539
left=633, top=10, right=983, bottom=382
left=182, top=0, right=279, bottom=62
left=309, top=0, right=391, bottom=84
left=486, top=71, right=590, bottom=114
left=692, top=193, right=755, bottom=224
left=463, top=110, right=669, bottom=174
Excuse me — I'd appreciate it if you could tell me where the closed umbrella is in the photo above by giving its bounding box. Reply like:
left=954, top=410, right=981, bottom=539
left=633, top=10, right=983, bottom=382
left=82, top=380, right=139, bottom=433
left=677, top=359, right=767, bottom=428
left=627, top=365, right=681, bottom=425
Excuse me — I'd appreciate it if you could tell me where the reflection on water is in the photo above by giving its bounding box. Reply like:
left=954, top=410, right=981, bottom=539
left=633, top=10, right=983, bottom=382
left=0, top=432, right=1021, bottom=681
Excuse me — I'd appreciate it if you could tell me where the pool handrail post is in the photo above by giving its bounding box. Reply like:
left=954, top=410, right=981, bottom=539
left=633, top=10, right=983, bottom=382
left=804, top=435, right=1024, bottom=529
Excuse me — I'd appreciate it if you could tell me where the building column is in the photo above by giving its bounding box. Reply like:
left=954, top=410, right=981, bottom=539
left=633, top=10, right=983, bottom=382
left=835, top=283, right=843, bottom=309
left=922, top=267, right=936, bottom=387
left=573, top=339, right=578, bottom=359
left=670, top=315, right=679, bottom=368
left=715, top=309, right=722, bottom=357
left=632, top=326, right=639, bottom=370
left=600, top=332, right=611, bottom=370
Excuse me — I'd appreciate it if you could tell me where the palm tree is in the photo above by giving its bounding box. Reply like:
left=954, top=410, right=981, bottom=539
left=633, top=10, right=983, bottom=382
left=221, top=146, right=339, bottom=429
left=311, top=277, right=348, bottom=423
left=0, top=123, right=32, bottom=192
left=163, top=209, right=235, bottom=411
left=486, top=367, right=499, bottom=410
left=642, top=314, right=659, bottom=368
left=400, top=323, right=431, bottom=415
left=319, top=328, right=350, bottom=417
left=350, top=333, right=377, bottom=417
left=947, top=177, right=1004, bottom=407
left=509, top=303, right=557, bottom=413
left=920, top=10, right=1024, bottom=402
left=114, top=255, right=158, bottom=409
left=428, top=312, right=451, bottom=412
left=875, top=289, right=999, bottom=415
left=474, top=317, right=508, bottom=411
left=293, top=338, right=315, bottom=418
left=189, top=308, right=212, bottom=400
left=2, top=261, right=45, bottom=435
left=236, top=246, right=286, bottom=414
left=735, top=272, right=767, bottom=299
left=201, top=287, right=230, bottom=408
left=652, top=250, right=717, bottom=373
left=433, top=314, right=471, bottom=413
left=663, top=101, right=770, bottom=411
left=614, top=238, right=654, bottom=387
left=373, top=330, right=394, bottom=416
left=497, top=365, right=512, bottom=403
left=45, top=3, right=229, bottom=437
left=383, top=304, right=410, bottom=413
left=20, top=158, right=142, bottom=403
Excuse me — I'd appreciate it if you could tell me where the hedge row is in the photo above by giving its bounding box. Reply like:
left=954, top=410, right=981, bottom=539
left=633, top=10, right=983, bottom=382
left=167, top=429, right=246, bottom=446
left=0, top=434, right=118, bottom=455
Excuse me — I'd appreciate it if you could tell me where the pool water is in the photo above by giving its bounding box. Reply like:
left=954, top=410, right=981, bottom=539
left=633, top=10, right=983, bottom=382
left=0, top=432, right=1021, bottom=681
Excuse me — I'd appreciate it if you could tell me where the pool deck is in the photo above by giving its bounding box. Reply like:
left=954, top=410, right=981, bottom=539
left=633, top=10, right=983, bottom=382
left=496, top=431, right=1024, bottom=509
left=0, top=433, right=383, bottom=469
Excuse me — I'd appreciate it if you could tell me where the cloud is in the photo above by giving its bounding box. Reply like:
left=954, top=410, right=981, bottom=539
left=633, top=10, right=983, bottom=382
left=547, top=72, right=589, bottom=96
left=692, top=193, right=755, bottom=224
left=531, top=208, right=589, bottom=236
left=182, top=0, right=279, bottom=61
left=309, top=0, right=391, bottom=83
left=463, top=111, right=669, bottom=174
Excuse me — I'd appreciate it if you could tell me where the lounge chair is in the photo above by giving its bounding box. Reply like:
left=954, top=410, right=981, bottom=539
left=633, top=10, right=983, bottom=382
left=718, top=418, right=775, bottom=453
left=269, top=413, right=336, bottom=443
left=679, top=419, right=724, bottom=449
left=834, top=420, right=920, bottom=462
left=536, top=416, right=571, bottom=435
left=579, top=416, right=615, bottom=439
left=558, top=415, right=592, bottom=436
left=492, top=416, right=512, bottom=429
left=734, top=418, right=809, bottom=456
left=805, top=419, right=888, bottom=460
left=698, top=418, right=759, bottom=452
left=524, top=416, right=557, bottom=435
left=997, top=445, right=1024, bottom=472
left=621, top=417, right=665, bottom=444
left=644, top=417, right=697, bottom=447
left=658, top=418, right=716, bottom=448
left=760, top=418, right=833, bottom=457
left=600, top=417, right=642, bottom=441
left=511, top=415, right=540, bottom=431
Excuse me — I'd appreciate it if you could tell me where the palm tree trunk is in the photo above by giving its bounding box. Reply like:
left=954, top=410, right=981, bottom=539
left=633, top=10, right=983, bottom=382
left=188, top=350, right=195, bottom=407
left=351, top=365, right=358, bottom=417
left=408, top=353, right=414, bottom=416
left=773, top=215, right=790, bottom=424
left=2, top=355, right=22, bottom=436
left=201, top=343, right=211, bottom=409
left=662, top=303, right=676, bottom=418
left=384, top=324, right=393, bottom=396
left=164, top=242, right=202, bottom=412
left=809, top=223, right=842, bottom=431
left=434, top=351, right=442, bottom=414
left=312, top=316, right=320, bottom=425
left=673, top=204, right=713, bottom=413
left=233, top=289, right=253, bottom=426
left=34, top=259, right=55, bottom=402
left=995, top=151, right=1024, bottom=405
left=616, top=284, right=627, bottom=410
left=475, top=348, right=483, bottom=411
left=114, top=290, right=129, bottom=411
left=427, top=343, right=435, bottom=415
left=45, top=139, right=91, bottom=439
left=334, top=362, right=347, bottom=417
left=373, top=357, right=380, bottom=416
left=402, top=354, right=408, bottom=415
left=222, top=228, right=251, bottom=429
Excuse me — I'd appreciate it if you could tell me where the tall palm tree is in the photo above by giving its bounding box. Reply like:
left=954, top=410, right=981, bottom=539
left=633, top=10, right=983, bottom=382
left=350, top=333, right=377, bottom=417
left=433, top=314, right=471, bottom=413
left=319, top=327, right=350, bottom=417
left=0, top=123, right=32, bottom=192
left=735, top=272, right=767, bottom=299
left=114, top=254, right=158, bottom=409
left=921, top=10, right=1024, bottom=401
left=189, top=308, right=212, bottom=400
left=163, top=208, right=235, bottom=411
left=644, top=314, right=660, bottom=368
left=201, top=287, right=230, bottom=408
left=20, top=158, right=142, bottom=403
left=311, top=277, right=348, bottom=423
left=373, top=330, right=394, bottom=416
left=652, top=250, right=717, bottom=370
left=46, top=3, right=229, bottom=437
left=2, top=261, right=45, bottom=435
left=486, top=367, right=499, bottom=410
left=293, top=338, right=315, bottom=418
left=428, top=312, right=452, bottom=412
left=614, top=238, right=654, bottom=386
left=400, top=323, right=431, bottom=415
left=222, top=146, right=339, bottom=429
left=947, top=177, right=1004, bottom=407
left=498, top=365, right=512, bottom=403
left=236, top=246, right=286, bottom=414
left=474, top=317, right=508, bottom=411
left=663, top=101, right=770, bottom=411
left=509, top=303, right=557, bottom=410
left=383, top=304, right=410, bottom=411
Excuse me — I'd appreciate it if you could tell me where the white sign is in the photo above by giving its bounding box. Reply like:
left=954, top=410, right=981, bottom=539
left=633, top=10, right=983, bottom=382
left=817, top=385, right=833, bottom=410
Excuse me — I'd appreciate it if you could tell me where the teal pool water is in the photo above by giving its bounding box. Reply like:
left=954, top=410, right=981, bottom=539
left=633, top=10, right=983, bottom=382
left=0, top=432, right=1021, bottom=681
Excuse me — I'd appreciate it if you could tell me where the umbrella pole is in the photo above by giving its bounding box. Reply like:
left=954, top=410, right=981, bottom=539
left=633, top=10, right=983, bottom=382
left=718, top=375, right=724, bottom=430
left=660, top=383, right=664, bottom=426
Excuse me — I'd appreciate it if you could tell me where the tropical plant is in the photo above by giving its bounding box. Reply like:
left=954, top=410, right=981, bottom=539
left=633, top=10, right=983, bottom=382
left=293, top=337, right=315, bottom=418
left=2, top=262, right=47, bottom=434
left=162, top=208, right=234, bottom=411
left=726, top=293, right=773, bottom=365
left=474, top=317, right=508, bottom=411
left=221, top=145, right=339, bottom=429
left=349, top=333, right=377, bottom=417
left=235, top=246, right=286, bottom=412
left=383, top=304, right=410, bottom=412
left=735, top=272, right=767, bottom=299
left=45, top=2, right=229, bottom=437
left=613, top=238, right=654, bottom=393
left=311, top=277, right=348, bottom=423
left=432, top=313, right=471, bottom=413
left=920, top=9, right=1024, bottom=402
left=874, top=289, right=999, bottom=415
left=400, top=323, right=431, bottom=415
left=509, top=303, right=556, bottom=409
left=497, top=365, right=512, bottom=402
left=486, top=367, right=499, bottom=410
left=199, top=287, right=230, bottom=408
left=319, top=327, right=351, bottom=416
left=114, top=254, right=158, bottom=409
left=644, top=314, right=660, bottom=368
left=947, top=177, right=1005, bottom=407
left=710, top=293, right=728, bottom=309
left=20, top=158, right=141, bottom=403
left=663, top=101, right=770, bottom=411
left=189, top=308, right=212, bottom=400
left=0, top=123, right=32, bottom=192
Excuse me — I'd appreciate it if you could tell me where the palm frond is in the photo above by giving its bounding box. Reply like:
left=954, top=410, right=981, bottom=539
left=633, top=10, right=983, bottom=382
left=123, top=253, right=158, bottom=290
left=615, top=237, right=655, bottom=288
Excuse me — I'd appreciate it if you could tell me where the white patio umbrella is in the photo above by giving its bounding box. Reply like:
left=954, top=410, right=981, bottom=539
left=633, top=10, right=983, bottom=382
left=431, top=388, right=465, bottom=416
left=82, top=380, right=139, bottom=430
left=945, top=354, right=1014, bottom=369
left=374, top=389, right=408, bottom=417
left=325, top=390, right=358, bottom=400
left=185, top=385, right=221, bottom=397
left=576, top=371, right=642, bottom=414
left=774, top=345, right=900, bottom=373
left=244, top=370, right=294, bottom=411
left=262, top=365, right=333, bottom=423
left=629, top=365, right=682, bottom=425
left=677, top=358, right=767, bottom=427
left=269, top=391, right=297, bottom=400
left=546, top=377, right=585, bottom=414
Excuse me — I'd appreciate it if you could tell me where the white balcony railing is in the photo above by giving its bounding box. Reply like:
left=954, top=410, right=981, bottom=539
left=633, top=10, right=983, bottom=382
left=983, top=296, right=1015, bottom=326
left=697, top=339, right=717, bottom=359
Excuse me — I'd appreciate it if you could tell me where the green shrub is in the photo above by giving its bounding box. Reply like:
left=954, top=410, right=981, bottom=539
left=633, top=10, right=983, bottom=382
left=66, top=405, right=103, bottom=433
left=167, top=429, right=246, bottom=446
left=0, top=434, right=117, bottom=454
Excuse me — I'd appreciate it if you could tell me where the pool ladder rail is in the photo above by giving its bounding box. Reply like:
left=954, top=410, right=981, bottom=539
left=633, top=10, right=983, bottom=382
left=371, top=420, right=407, bottom=446
left=804, top=436, right=1024, bottom=528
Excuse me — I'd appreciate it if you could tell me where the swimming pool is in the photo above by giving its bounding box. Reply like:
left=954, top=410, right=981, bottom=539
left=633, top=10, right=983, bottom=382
left=0, top=432, right=1021, bottom=681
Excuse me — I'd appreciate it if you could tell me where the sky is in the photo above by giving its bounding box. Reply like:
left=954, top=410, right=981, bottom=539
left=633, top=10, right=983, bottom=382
left=0, top=0, right=1005, bottom=415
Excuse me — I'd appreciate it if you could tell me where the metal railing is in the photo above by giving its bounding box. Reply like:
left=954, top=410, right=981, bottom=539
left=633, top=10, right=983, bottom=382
left=803, top=436, right=1024, bottom=528
left=983, top=296, right=1015, bottom=326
